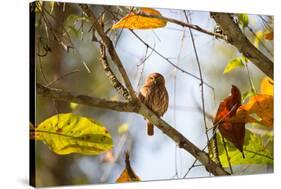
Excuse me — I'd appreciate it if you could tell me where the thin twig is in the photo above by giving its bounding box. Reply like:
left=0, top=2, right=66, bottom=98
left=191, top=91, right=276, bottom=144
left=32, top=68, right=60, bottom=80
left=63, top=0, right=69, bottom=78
left=184, top=10, right=210, bottom=156
left=80, top=4, right=137, bottom=101
left=222, top=137, right=233, bottom=174
left=244, top=149, right=273, bottom=160
left=244, top=62, right=256, bottom=94
left=129, top=30, right=214, bottom=90
left=134, top=9, right=226, bottom=40
left=45, top=69, right=80, bottom=87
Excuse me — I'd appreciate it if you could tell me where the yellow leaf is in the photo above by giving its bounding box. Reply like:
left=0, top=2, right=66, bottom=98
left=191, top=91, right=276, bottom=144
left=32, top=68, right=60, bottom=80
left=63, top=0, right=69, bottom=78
left=112, top=8, right=167, bottom=29
left=260, top=77, right=274, bottom=96
left=235, top=95, right=273, bottom=128
left=254, top=31, right=264, bottom=48
left=70, top=102, right=79, bottom=110
left=118, top=123, right=129, bottom=134
left=116, top=152, right=140, bottom=182
left=33, top=113, right=113, bottom=155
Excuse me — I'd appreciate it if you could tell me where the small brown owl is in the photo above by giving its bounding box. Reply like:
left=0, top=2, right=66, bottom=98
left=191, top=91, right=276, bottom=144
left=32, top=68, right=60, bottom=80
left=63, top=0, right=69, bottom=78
left=139, top=73, right=169, bottom=136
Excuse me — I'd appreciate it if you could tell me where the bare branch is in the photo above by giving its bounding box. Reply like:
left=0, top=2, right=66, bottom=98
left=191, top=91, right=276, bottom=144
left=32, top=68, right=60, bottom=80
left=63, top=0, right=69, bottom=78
left=36, top=82, right=229, bottom=176
left=130, top=30, right=214, bottom=90
left=211, top=13, right=273, bottom=79
left=99, top=43, right=130, bottom=100
left=36, top=83, right=138, bottom=112
left=79, top=4, right=137, bottom=100
left=134, top=9, right=226, bottom=40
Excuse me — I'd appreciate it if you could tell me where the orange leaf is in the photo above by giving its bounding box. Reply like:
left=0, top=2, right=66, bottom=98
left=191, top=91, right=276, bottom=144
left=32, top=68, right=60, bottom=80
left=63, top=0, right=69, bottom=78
left=116, top=152, right=140, bottom=183
left=236, top=94, right=273, bottom=128
left=264, top=31, right=273, bottom=40
left=112, top=8, right=167, bottom=29
left=214, top=85, right=245, bottom=155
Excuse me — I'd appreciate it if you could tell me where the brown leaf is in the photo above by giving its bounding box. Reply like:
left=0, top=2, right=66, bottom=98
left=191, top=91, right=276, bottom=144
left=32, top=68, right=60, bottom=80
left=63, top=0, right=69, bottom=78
left=214, top=85, right=245, bottom=155
left=116, top=152, right=140, bottom=183
left=112, top=8, right=167, bottom=29
left=264, top=31, right=273, bottom=40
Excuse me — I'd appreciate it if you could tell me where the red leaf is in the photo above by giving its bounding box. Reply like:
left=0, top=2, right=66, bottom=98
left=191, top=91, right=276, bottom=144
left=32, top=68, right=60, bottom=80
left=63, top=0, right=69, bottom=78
left=214, top=85, right=245, bottom=156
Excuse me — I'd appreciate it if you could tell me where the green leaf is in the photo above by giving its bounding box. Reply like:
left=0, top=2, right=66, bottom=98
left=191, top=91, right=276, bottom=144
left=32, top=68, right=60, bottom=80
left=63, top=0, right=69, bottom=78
left=67, top=25, right=81, bottom=38
left=223, top=57, right=244, bottom=74
left=34, top=113, right=113, bottom=155
left=238, top=14, right=249, bottom=29
left=49, top=1, right=55, bottom=14
left=212, top=129, right=273, bottom=168
left=66, top=14, right=89, bottom=26
left=242, top=90, right=255, bottom=102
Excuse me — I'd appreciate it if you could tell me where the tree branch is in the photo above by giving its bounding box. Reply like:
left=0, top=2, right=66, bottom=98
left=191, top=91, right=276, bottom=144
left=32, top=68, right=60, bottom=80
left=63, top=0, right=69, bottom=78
left=79, top=4, right=138, bottom=101
left=134, top=9, right=226, bottom=40
left=36, top=83, right=229, bottom=176
left=211, top=13, right=273, bottom=79
left=99, top=43, right=130, bottom=100
left=36, top=83, right=138, bottom=112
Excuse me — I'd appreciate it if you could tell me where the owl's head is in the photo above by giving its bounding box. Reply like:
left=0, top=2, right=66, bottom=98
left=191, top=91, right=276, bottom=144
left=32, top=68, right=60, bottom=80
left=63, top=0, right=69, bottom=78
left=146, top=72, right=165, bottom=85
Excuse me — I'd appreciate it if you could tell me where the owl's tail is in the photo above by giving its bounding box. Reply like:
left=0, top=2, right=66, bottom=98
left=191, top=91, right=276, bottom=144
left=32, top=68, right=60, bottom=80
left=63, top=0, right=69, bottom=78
left=147, top=122, right=154, bottom=136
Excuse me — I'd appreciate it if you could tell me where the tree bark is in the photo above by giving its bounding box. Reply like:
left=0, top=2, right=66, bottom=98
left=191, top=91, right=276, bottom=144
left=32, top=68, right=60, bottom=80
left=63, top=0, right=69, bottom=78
left=211, top=13, right=273, bottom=79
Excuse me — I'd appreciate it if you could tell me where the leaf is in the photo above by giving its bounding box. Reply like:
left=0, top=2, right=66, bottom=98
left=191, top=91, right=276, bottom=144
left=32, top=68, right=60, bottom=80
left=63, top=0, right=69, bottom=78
left=70, top=102, right=79, bottom=110
left=214, top=85, right=245, bottom=154
left=49, top=1, right=55, bottom=14
left=116, top=152, right=140, bottom=182
left=242, top=90, right=255, bottom=102
left=118, top=123, right=129, bottom=134
left=238, top=14, right=249, bottom=29
left=260, top=77, right=273, bottom=96
left=234, top=95, right=273, bottom=128
left=212, top=129, right=273, bottom=168
left=67, top=25, right=81, bottom=38
left=254, top=31, right=264, bottom=47
left=112, top=8, right=167, bottom=29
left=264, top=31, right=273, bottom=40
left=34, top=113, right=113, bottom=155
left=223, top=57, right=244, bottom=74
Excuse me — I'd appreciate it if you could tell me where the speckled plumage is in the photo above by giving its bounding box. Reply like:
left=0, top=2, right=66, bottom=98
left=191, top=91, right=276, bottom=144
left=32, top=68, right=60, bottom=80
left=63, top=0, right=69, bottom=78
left=139, top=73, right=169, bottom=136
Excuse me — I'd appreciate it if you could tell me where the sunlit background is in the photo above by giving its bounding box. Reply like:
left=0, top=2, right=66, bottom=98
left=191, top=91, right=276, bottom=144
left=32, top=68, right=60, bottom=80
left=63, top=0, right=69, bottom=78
left=34, top=2, right=273, bottom=187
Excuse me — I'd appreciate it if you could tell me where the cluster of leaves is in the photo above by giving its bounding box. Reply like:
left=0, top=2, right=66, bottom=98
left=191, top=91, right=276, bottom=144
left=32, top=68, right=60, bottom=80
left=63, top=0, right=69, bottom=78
left=212, top=68, right=273, bottom=170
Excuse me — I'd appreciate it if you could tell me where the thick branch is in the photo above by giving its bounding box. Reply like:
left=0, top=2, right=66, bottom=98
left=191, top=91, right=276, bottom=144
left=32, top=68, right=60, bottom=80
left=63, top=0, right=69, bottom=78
left=211, top=13, right=273, bottom=79
left=99, top=44, right=130, bottom=100
left=36, top=83, right=138, bottom=112
left=79, top=4, right=137, bottom=100
left=137, top=103, right=229, bottom=176
left=37, top=83, right=229, bottom=176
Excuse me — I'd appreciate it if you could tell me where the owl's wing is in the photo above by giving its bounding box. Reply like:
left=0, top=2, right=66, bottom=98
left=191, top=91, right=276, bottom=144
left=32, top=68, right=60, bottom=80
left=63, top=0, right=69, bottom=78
left=138, top=90, right=145, bottom=102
